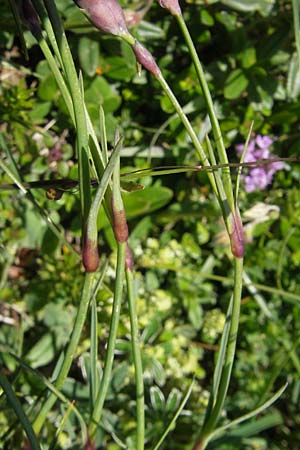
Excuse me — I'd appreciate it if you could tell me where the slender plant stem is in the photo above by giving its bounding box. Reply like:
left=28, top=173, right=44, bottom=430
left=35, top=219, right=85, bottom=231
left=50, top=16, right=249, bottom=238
left=292, top=0, right=300, bottom=68
left=38, top=37, right=75, bottom=123
left=89, top=242, right=127, bottom=439
left=195, top=257, right=244, bottom=448
left=90, top=297, right=99, bottom=406
left=126, top=267, right=145, bottom=450
left=42, top=0, right=91, bottom=222
left=31, top=0, right=63, bottom=67
left=176, top=16, right=234, bottom=211
left=157, top=74, right=218, bottom=198
left=33, top=272, right=95, bottom=434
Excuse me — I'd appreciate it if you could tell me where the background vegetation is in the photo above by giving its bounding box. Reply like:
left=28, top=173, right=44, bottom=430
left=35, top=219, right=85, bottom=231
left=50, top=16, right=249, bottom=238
left=0, top=0, right=300, bottom=449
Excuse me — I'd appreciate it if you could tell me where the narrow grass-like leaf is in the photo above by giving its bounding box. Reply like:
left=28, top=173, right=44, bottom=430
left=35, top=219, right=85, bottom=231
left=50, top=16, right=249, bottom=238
left=126, top=266, right=145, bottom=450
left=0, top=157, right=27, bottom=194
left=31, top=0, right=63, bottom=66
left=235, top=121, right=253, bottom=201
left=204, top=296, right=233, bottom=422
left=205, top=135, right=228, bottom=224
left=89, top=242, right=127, bottom=439
left=176, top=15, right=234, bottom=211
left=90, top=296, right=99, bottom=407
left=140, top=261, right=300, bottom=305
left=8, top=0, right=28, bottom=59
left=0, top=370, right=41, bottom=450
left=99, top=105, right=109, bottom=165
left=9, top=353, right=87, bottom=444
left=208, top=382, right=288, bottom=443
left=0, top=132, right=20, bottom=180
left=151, top=379, right=194, bottom=450
left=49, top=401, right=77, bottom=450
left=209, top=411, right=283, bottom=448
left=33, top=273, right=95, bottom=435
left=157, top=74, right=218, bottom=197
left=242, top=271, right=273, bottom=318
left=87, top=138, right=123, bottom=234
left=42, top=0, right=91, bottom=222
left=90, top=260, right=108, bottom=398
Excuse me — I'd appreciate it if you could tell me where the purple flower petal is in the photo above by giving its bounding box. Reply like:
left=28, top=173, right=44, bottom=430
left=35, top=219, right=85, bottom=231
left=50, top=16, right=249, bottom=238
left=255, top=134, right=273, bottom=149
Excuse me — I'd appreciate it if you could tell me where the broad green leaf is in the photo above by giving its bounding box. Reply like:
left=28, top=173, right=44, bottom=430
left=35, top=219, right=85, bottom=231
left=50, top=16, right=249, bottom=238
left=220, top=0, right=275, bottom=15
left=166, top=388, right=182, bottom=413
left=241, top=47, right=257, bottom=69
left=25, top=333, right=55, bottom=369
left=105, top=56, right=136, bottom=81
left=37, top=74, right=57, bottom=101
left=150, top=386, right=165, bottom=411
left=224, top=69, right=249, bottom=99
left=78, top=36, right=100, bottom=77
left=123, top=186, right=173, bottom=219
left=142, top=318, right=162, bottom=344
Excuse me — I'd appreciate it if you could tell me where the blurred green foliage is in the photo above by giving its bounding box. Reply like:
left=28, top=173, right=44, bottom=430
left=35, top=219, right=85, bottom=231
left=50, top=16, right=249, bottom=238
left=1, top=0, right=300, bottom=449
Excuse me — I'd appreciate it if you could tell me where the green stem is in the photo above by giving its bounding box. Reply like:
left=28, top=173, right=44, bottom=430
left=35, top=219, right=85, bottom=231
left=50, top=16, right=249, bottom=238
left=157, top=74, right=218, bottom=197
left=31, top=0, right=63, bottom=67
left=33, top=272, right=95, bottom=434
left=176, top=16, right=234, bottom=211
left=292, top=0, right=300, bottom=68
left=196, top=257, right=244, bottom=448
left=38, top=37, right=75, bottom=123
left=126, top=267, right=145, bottom=450
left=90, top=297, right=98, bottom=405
left=89, top=242, right=127, bottom=438
left=42, top=0, right=91, bottom=222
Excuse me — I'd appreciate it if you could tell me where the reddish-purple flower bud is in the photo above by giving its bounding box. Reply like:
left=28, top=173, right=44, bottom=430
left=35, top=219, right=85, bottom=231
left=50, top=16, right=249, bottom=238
left=23, top=439, right=31, bottom=450
left=21, top=0, right=41, bottom=37
left=111, top=199, right=129, bottom=243
left=82, top=225, right=99, bottom=272
left=230, top=209, right=245, bottom=258
left=125, top=243, right=134, bottom=271
left=157, top=0, right=182, bottom=16
left=74, top=0, right=129, bottom=37
left=85, top=435, right=96, bottom=450
left=132, top=41, right=161, bottom=78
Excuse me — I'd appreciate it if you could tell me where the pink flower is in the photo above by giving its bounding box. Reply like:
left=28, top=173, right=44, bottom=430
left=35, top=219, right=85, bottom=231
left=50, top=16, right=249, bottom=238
left=157, top=0, right=182, bottom=16
left=132, top=41, right=161, bottom=78
left=74, top=0, right=130, bottom=37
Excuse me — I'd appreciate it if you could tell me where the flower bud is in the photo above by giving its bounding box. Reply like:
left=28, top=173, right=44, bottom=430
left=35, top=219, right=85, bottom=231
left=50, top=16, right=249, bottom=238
left=125, top=243, right=134, bottom=271
left=22, top=439, right=31, bottom=450
left=132, top=41, right=161, bottom=78
left=157, top=0, right=182, bottom=16
left=74, top=0, right=130, bottom=38
left=21, top=0, right=41, bottom=37
left=111, top=199, right=129, bottom=243
left=85, top=435, right=96, bottom=450
left=230, top=208, right=245, bottom=258
left=82, top=225, right=99, bottom=272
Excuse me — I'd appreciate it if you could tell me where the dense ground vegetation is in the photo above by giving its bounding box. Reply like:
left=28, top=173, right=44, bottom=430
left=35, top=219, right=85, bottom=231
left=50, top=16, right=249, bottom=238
left=0, top=0, right=300, bottom=449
